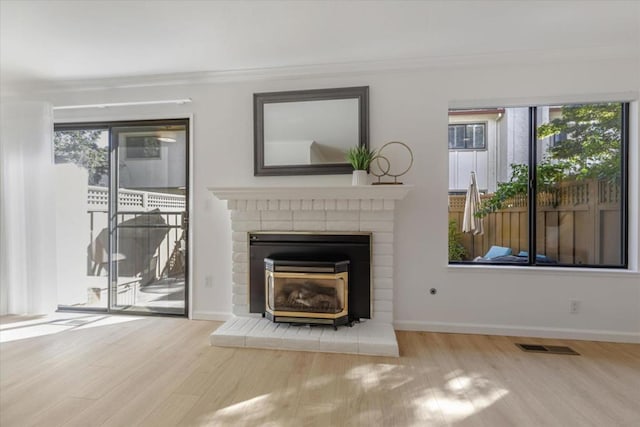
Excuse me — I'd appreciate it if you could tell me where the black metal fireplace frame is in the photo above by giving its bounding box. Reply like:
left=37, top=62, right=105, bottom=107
left=248, top=232, right=372, bottom=323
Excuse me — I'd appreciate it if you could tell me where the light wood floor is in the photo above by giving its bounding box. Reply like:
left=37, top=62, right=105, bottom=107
left=1, top=314, right=639, bottom=427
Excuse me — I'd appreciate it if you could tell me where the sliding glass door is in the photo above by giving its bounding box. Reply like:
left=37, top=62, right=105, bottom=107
left=54, top=119, right=189, bottom=316
left=110, top=122, right=188, bottom=314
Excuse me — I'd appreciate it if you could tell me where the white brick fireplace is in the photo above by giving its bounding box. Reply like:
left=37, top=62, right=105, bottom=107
left=208, top=185, right=411, bottom=356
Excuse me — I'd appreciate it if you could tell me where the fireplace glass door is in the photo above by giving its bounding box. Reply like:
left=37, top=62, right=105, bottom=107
left=267, top=272, right=347, bottom=315
left=264, top=258, right=349, bottom=327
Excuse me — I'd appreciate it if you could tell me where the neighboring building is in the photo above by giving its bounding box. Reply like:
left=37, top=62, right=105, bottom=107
left=448, top=107, right=555, bottom=193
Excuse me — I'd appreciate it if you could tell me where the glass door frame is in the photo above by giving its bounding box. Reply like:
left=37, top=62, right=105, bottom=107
left=54, top=118, right=190, bottom=317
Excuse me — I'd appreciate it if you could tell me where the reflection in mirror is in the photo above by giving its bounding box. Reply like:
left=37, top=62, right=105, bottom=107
left=264, top=98, right=359, bottom=166
left=254, top=86, right=369, bottom=176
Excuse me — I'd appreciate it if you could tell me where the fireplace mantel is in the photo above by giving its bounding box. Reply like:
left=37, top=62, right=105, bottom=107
left=208, top=185, right=412, bottom=202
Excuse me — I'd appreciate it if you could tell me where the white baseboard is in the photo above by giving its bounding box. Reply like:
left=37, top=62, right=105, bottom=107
left=192, top=311, right=233, bottom=321
left=393, top=320, right=640, bottom=344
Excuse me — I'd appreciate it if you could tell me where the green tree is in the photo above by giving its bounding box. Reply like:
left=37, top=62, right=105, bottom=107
left=476, top=162, right=567, bottom=217
left=538, top=102, right=622, bottom=182
left=479, top=103, right=622, bottom=215
left=54, top=130, right=108, bottom=185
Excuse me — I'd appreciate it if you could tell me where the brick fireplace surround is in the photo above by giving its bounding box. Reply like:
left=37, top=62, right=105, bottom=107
left=208, top=185, right=411, bottom=356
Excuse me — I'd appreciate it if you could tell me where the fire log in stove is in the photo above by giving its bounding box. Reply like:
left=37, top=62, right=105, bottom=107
left=265, top=258, right=350, bottom=328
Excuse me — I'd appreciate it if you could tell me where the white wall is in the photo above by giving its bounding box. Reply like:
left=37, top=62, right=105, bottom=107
left=40, top=54, right=640, bottom=341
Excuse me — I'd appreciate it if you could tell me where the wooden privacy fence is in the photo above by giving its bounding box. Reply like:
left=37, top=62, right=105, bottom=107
left=449, top=179, right=621, bottom=264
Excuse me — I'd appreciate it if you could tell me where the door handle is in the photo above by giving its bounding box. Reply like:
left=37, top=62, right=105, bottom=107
left=181, top=212, right=189, bottom=230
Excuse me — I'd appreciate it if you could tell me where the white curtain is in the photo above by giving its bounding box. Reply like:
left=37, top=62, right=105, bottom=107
left=0, top=101, right=57, bottom=315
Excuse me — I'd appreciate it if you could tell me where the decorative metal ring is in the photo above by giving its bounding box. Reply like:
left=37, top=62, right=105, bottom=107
left=377, top=141, right=413, bottom=178
left=370, top=154, right=391, bottom=178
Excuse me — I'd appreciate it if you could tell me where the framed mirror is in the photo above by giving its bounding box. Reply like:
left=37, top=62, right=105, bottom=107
left=254, top=86, right=369, bottom=176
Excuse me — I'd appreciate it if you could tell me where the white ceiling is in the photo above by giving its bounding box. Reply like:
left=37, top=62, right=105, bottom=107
left=1, top=0, right=639, bottom=89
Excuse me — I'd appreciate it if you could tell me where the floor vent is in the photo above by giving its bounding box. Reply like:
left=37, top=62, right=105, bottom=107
left=516, top=343, right=579, bottom=355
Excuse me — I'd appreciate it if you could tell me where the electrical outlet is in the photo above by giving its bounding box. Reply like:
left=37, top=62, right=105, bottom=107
left=570, top=300, right=580, bottom=314
left=205, top=275, right=213, bottom=288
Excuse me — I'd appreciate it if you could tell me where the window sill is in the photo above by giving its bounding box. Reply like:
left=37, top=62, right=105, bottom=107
left=447, top=263, right=639, bottom=278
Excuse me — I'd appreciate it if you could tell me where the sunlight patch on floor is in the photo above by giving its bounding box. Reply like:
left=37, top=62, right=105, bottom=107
left=302, top=374, right=333, bottom=389
left=198, top=393, right=278, bottom=425
left=412, top=370, right=509, bottom=423
left=192, top=364, right=509, bottom=425
left=0, top=313, right=144, bottom=343
left=345, top=363, right=408, bottom=391
left=0, top=323, right=74, bottom=343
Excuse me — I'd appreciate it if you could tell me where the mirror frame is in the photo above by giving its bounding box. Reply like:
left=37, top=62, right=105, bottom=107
left=254, top=86, right=369, bottom=176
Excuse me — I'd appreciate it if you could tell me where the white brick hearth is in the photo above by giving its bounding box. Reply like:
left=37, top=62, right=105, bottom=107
left=208, top=185, right=411, bottom=356
left=213, top=317, right=399, bottom=356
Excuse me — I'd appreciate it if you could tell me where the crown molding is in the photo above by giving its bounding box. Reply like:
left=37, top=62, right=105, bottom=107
left=4, top=44, right=637, bottom=96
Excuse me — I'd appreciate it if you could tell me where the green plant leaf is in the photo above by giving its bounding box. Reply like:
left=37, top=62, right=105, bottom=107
left=346, top=145, right=376, bottom=170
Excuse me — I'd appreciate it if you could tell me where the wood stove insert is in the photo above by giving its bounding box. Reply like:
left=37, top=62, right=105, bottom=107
left=265, top=258, right=350, bottom=328
left=249, top=232, right=371, bottom=325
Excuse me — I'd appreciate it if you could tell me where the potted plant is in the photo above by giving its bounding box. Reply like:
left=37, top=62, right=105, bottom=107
left=346, top=145, right=376, bottom=185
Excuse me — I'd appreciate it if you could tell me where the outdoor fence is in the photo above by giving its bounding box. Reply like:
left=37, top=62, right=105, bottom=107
left=449, top=179, right=621, bottom=264
left=86, top=186, right=186, bottom=304
left=88, top=186, right=186, bottom=212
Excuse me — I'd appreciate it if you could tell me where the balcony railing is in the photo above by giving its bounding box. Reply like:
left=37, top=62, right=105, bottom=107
left=88, top=186, right=186, bottom=212
left=84, top=187, right=186, bottom=308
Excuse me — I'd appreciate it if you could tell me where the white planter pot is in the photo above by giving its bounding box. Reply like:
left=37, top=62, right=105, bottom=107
left=352, top=170, right=368, bottom=186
